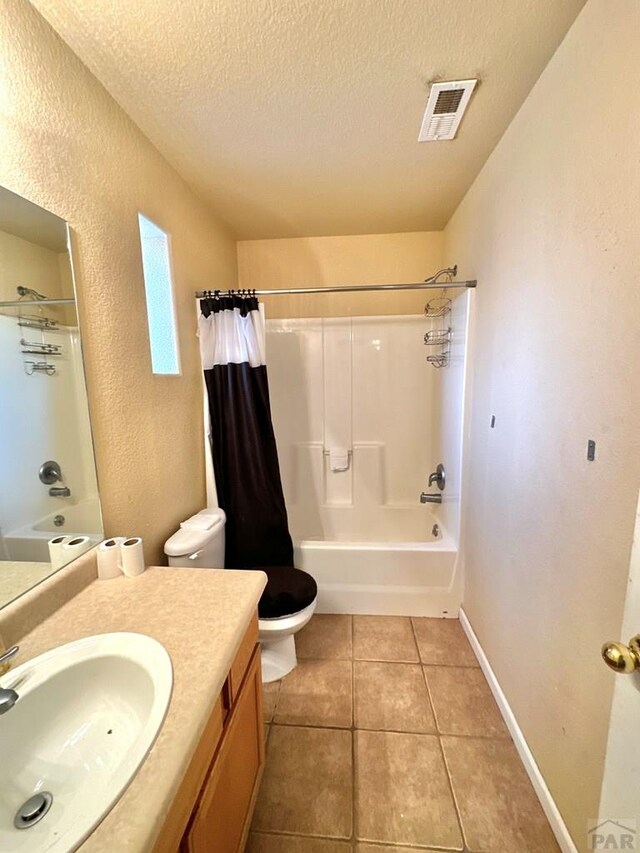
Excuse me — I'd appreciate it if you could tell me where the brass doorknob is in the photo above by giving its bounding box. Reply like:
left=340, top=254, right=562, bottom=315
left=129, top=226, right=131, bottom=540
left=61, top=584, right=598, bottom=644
left=601, top=634, right=640, bottom=673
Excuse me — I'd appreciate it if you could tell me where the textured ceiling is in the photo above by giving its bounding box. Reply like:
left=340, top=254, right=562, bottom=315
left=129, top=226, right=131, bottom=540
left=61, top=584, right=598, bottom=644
left=30, top=0, right=586, bottom=239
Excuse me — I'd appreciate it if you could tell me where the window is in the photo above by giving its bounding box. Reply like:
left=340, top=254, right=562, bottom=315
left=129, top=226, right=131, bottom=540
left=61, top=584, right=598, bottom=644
left=137, top=213, right=180, bottom=375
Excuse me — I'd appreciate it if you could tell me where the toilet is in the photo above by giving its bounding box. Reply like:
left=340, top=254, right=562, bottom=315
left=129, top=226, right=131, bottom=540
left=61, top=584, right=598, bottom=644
left=165, top=508, right=317, bottom=683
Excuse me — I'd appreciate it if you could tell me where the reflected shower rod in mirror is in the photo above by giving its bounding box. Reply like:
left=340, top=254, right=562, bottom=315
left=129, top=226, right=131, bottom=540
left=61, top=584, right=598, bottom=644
left=195, top=266, right=477, bottom=298
left=0, top=296, right=75, bottom=307
left=0, top=285, right=76, bottom=308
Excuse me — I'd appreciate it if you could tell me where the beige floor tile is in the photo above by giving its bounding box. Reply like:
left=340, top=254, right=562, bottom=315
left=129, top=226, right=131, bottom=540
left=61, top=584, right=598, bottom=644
left=263, top=680, right=280, bottom=722
left=297, top=614, right=353, bottom=660
left=353, top=616, right=419, bottom=662
left=247, top=833, right=351, bottom=852
left=356, top=846, right=441, bottom=852
left=425, top=666, right=509, bottom=737
left=442, top=736, right=560, bottom=852
left=253, top=725, right=353, bottom=838
left=412, top=617, right=478, bottom=666
left=354, top=661, right=435, bottom=733
left=355, top=730, right=463, bottom=849
left=274, top=659, right=353, bottom=728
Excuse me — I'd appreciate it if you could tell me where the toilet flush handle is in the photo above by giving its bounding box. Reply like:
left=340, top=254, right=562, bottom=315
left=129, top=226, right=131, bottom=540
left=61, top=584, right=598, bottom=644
left=188, top=550, right=204, bottom=561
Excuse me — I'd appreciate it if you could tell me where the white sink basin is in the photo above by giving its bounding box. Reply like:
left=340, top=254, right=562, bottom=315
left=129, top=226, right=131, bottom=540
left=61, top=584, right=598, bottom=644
left=0, top=632, right=172, bottom=852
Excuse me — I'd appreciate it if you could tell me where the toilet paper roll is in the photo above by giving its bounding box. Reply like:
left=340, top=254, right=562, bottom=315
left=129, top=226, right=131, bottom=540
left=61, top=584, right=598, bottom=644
left=61, top=536, right=92, bottom=564
left=121, top=537, right=145, bottom=578
left=48, top=535, right=71, bottom=570
left=97, top=537, right=126, bottom=580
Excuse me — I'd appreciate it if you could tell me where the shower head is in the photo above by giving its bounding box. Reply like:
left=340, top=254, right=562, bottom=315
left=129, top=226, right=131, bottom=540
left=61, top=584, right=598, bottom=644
left=16, top=285, right=48, bottom=301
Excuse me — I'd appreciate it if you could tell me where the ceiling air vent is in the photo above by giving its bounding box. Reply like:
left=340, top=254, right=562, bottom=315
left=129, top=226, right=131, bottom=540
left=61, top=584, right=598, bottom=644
left=418, top=79, right=477, bottom=142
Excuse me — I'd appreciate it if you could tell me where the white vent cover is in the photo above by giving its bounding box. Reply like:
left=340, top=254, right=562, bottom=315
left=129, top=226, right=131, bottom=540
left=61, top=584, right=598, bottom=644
left=418, top=79, right=477, bottom=142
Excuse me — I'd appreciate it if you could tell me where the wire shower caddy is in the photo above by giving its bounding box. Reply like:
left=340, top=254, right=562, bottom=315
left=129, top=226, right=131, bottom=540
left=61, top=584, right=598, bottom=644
left=423, top=293, right=452, bottom=368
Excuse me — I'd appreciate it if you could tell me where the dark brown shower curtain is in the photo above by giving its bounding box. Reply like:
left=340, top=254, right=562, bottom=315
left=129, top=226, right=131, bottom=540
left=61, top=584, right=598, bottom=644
left=199, top=293, right=293, bottom=570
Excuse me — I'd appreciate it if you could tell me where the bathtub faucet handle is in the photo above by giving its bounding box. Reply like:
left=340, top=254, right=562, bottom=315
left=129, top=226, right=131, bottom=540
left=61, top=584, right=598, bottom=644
left=427, top=463, right=446, bottom=491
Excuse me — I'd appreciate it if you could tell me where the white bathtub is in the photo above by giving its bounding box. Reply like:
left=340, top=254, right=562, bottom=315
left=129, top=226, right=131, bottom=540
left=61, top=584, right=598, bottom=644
left=294, top=522, right=462, bottom=618
left=3, top=498, right=103, bottom=562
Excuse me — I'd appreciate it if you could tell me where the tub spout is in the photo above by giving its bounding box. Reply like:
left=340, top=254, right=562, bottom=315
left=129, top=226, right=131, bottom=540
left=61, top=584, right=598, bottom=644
left=420, top=492, right=442, bottom=504
left=49, top=486, right=71, bottom=497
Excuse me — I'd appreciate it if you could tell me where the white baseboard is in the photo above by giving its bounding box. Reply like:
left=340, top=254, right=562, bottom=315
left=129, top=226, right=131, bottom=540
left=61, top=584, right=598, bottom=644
left=459, top=608, right=578, bottom=853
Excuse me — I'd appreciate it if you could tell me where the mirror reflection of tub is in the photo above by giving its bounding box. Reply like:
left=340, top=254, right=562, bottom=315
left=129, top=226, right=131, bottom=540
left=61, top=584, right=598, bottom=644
left=0, top=184, right=103, bottom=608
left=2, top=498, right=102, bottom=562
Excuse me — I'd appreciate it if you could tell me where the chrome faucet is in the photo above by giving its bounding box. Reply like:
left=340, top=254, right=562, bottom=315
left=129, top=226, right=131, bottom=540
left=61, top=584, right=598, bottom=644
left=421, top=463, right=446, bottom=504
left=40, top=460, right=71, bottom=497
left=0, top=645, right=20, bottom=715
left=427, top=463, right=446, bottom=490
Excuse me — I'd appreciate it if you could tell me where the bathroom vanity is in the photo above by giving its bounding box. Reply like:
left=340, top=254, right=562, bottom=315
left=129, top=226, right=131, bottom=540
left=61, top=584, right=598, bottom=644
left=157, top=615, right=264, bottom=853
left=0, top=556, right=267, bottom=853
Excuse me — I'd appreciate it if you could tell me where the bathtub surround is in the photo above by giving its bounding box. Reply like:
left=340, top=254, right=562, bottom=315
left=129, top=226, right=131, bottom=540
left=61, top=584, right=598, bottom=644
left=433, top=290, right=472, bottom=542
left=444, top=0, right=640, bottom=846
left=266, top=311, right=469, bottom=616
left=0, top=0, right=237, bottom=563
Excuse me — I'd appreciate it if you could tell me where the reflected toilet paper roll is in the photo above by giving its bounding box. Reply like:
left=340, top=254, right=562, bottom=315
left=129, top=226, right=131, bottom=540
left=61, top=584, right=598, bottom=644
left=121, top=537, right=145, bottom=577
left=61, top=536, right=92, bottom=564
left=97, top=537, right=126, bottom=580
left=48, top=535, right=71, bottom=570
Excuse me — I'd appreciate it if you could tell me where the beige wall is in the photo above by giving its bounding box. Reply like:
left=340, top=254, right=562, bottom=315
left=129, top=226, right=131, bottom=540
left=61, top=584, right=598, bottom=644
left=0, top=228, right=75, bottom=324
left=0, top=229, right=61, bottom=304
left=444, top=0, right=640, bottom=846
left=238, top=232, right=443, bottom=319
left=0, top=0, right=238, bottom=562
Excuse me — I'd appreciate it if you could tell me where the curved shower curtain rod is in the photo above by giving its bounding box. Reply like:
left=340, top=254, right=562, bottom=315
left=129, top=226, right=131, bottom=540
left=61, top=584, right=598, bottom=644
left=194, top=266, right=476, bottom=298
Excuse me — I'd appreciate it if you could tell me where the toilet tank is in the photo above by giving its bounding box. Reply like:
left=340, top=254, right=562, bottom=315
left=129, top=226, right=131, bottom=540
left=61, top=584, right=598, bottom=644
left=164, top=508, right=226, bottom=568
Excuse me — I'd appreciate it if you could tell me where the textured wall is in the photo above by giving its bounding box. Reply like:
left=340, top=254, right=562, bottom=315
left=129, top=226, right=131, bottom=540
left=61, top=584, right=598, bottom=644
left=238, top=232, right=444, bottom=318
left=444, top=0, right=640, bottom=845
left=0, top=0, right=238, bottom=561
left=0, top=229, right=62, bottom=303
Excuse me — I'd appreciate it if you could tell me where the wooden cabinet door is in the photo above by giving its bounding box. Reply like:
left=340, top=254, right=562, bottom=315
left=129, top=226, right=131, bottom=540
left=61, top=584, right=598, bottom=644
left=184, top=649, right=264, bottom=853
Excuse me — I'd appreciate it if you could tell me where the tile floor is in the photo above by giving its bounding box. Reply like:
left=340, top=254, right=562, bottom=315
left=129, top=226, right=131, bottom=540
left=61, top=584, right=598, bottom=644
left=248, top=615, right=560, bottom=853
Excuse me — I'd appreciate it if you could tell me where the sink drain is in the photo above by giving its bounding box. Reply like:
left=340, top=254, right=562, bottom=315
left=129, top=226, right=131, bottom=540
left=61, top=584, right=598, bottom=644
left=14, top=792, right=53, bottom=829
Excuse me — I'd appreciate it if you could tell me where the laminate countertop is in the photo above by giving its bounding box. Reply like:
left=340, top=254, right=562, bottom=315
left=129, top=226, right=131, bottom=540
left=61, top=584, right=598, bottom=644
left=7, top=566, right=267, bottom=852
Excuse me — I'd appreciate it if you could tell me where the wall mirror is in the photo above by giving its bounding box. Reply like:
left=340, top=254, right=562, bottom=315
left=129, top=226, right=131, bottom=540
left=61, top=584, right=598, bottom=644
left=0, top=185, right=103, bottom=609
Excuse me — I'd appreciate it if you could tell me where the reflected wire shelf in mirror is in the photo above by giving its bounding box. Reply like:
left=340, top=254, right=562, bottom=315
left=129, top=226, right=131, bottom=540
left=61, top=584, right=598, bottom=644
left=17, top=299, right=65, bottom=376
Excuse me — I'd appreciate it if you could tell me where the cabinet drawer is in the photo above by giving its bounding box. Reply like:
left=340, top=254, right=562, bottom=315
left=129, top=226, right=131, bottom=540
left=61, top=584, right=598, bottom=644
left=183, top=649, right=264, bottom=853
